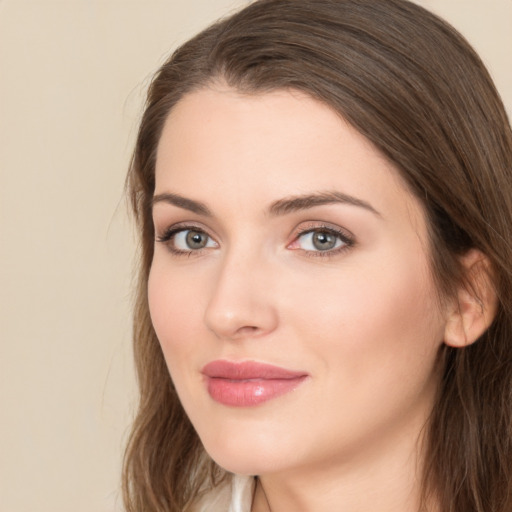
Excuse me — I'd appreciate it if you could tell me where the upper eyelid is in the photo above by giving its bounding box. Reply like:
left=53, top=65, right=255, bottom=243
left=155, top=220, right=355, bottom=246
left=290, top=223, right=356, bottom=252
left=155, top=221, right=216, bottom=237
left=292, top=221, right=354, bottom=239
left=154, top=224, right=216, bottom=248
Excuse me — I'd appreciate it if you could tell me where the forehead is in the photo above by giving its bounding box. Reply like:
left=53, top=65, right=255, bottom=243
left=154, top=86, right=424, bottom=231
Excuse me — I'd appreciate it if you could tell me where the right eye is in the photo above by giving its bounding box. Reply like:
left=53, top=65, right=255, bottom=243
left=157, top=227, right=218, bottom=254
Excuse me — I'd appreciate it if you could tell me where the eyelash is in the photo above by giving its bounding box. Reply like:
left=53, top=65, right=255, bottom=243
left=155, top=224, right=215, bottom=257
left=293, top=224, right=354, bottom=258
left=155, top=223, right=355, bottom=258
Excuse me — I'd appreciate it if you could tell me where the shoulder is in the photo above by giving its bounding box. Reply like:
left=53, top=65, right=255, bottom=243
left=189, top=474, right=255, bottom=512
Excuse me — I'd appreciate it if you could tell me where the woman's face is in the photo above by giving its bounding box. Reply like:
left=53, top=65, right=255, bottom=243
left=149, top=86, right=448, bottom=476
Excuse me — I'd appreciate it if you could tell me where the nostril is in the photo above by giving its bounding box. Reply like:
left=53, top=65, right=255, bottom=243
left=237, top=325, right=259, bottom=334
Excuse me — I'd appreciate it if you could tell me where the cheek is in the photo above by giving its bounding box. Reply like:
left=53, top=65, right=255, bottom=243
left=147, top=262, right=205, bottom=360
left=288, top=251, right=444, bottom=384
left=277, top=257, right=445, bottom=456
left=147, top=262, right=214, bottom=416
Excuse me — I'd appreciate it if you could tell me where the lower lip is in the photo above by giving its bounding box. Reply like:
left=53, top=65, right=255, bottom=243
left=206, top=376, right=307, bottom=407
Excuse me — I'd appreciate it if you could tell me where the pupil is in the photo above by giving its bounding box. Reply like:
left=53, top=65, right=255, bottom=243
left=186, top=231, right=206, bottom=249
left=313, top=231, right=335, bottom=250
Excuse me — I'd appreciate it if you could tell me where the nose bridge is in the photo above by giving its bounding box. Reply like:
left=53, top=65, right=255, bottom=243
left=204, top=242, right=278, bottom=340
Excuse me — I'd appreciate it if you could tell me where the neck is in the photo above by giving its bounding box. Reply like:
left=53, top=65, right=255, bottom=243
left=251, top=417, right=438, bottom=512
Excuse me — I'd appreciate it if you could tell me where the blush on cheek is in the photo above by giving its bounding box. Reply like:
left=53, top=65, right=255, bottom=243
left=340, top=260, right=439, bottom=355
left=148, top=269, right=208, bottom=367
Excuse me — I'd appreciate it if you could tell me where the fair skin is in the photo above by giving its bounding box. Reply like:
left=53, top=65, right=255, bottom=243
left=149, top=86, right=463, bottom=512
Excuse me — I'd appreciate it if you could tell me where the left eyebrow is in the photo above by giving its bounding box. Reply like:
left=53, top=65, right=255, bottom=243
left=268, top=191, right=381, bottom=217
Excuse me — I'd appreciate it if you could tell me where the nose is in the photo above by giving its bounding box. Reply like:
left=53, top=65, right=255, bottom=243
left=204, top=251, right=279, bottom=341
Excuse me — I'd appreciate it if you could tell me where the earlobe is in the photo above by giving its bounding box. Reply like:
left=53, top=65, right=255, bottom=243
left=443, top=250, right=498, bottom=348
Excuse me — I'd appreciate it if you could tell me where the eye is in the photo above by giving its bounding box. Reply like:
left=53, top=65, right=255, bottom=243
left=298, top=230, right=344, bottom=251
left=289, top=226, right=354, bottom=256
left=174, top=229, right=214, bottom=250
left=156, top=226, right=217, bottom=254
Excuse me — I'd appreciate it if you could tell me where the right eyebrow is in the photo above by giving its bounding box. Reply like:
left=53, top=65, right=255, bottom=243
left=151, top=192, right=212, bottom=216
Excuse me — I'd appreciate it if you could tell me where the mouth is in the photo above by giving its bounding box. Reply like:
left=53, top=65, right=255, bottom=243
left=201, top=360, right=308, bottom=407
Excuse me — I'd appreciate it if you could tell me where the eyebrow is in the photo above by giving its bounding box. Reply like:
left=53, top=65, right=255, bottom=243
left=152, top=190, right=380, bottom=217
left=268, top=191, right=381, bottom=217
left=152, top=193, right=212, bottom=216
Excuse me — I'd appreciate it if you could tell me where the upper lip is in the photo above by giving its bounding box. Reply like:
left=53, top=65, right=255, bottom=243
left=202, top=360, right=307, bottom=380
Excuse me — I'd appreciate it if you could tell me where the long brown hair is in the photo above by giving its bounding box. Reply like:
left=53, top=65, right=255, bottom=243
left=123, top=1, right=512, bottom=510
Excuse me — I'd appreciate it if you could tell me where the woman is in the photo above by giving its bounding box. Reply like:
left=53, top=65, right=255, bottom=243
left=123, top=0, right=512, bottom=511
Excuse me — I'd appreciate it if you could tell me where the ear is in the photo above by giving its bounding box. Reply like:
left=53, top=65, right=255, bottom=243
left=444, top=249, right=498, bottom=348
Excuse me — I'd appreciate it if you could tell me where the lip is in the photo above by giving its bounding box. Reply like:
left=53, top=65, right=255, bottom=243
left=201, top=360, right=308, bottom=407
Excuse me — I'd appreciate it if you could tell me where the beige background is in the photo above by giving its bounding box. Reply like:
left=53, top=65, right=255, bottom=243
left=1, top=1, right=510, bottom=511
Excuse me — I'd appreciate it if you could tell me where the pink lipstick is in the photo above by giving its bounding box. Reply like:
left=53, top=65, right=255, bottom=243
left=202, top=360, right=308, bottom=407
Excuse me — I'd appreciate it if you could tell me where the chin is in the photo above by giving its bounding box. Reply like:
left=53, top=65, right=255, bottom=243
left=196, top=420, right=297, bottom=476
left=206, top=447, right=286, bottom=476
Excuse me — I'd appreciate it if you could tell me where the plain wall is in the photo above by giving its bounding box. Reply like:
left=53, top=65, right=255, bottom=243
left=1, top=1, right=510, bottom=511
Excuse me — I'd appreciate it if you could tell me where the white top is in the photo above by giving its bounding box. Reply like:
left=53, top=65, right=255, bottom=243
left=192, top=475, right=255, bottom=512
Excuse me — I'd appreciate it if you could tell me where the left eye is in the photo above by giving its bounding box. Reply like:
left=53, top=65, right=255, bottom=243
left=295, top=229, right=346, bottom=252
